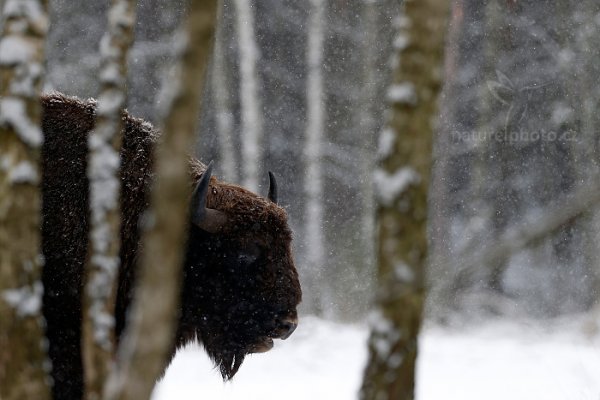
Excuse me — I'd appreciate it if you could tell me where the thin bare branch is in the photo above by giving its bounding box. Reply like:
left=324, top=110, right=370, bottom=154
left=441, top=179, right=600, bottom=300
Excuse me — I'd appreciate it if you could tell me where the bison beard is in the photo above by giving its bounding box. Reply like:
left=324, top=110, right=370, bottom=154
left=40, top=93, right=301, bottom=399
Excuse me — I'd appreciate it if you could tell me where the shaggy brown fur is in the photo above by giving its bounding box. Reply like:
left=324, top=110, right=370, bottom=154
left=40, top=93, right=301, bottom=400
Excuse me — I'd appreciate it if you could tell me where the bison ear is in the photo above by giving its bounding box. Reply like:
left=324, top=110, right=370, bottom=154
left=191, top=161, right=228, bottom=233
left=267, top=171, right=278, bottom=204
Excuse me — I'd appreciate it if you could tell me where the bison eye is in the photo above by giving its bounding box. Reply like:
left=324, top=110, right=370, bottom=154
left=237, top=252, right=258, bottom=266
left=237, top=242, right=262, bottom=267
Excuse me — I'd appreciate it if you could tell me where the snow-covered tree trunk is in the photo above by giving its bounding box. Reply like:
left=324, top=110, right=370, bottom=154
left=360, top=0, right=449, bottom=398
left=213, top=0, right=238, bottom=182
left=103, top=1, right=218, bottom=399
left=303, top=0, right=328, bottom=315
left=82, top=1, right=136, bottom=399
left=233, top=0, right=262, bottom=191
left=0, top=1, right=51, bottom=399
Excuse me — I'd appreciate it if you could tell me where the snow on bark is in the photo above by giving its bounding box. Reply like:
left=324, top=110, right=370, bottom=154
left=303, top=0, right=330, bottom=315
left=2, top=281, right=43, bottom=317
left=82, top=0, right=136, bottom=398
left=373, top=167, right=421, bottom=206
left=366, top=310, right=400, bottom=360
left=393, top=34, right=410, bottom=51
left=103, top=2, right=218, bottom=400
left=0, top=96, right=43, bottom=147
left=7, top=160, right=39, bottom=183
left=386, top=82, right=418, bottom=105
left=0, top=36, right=36, bottom=64
left=377, top=127, right=396, bottom=160
left=0, top=1, right=51, bottom=399
left=234, top=0, right=263, bottom=191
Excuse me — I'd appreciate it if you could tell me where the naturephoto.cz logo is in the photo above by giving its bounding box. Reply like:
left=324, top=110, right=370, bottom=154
left=451, top=70, right=578, bottom=144
left=452, top=128, right=577, bottom=144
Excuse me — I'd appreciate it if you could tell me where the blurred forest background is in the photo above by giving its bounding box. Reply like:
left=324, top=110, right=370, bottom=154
left=44, top=0, right=600, bottom=323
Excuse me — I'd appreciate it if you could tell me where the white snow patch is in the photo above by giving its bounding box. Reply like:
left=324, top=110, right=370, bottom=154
left=366, top=310, right=396, bottom=359
left=99, top=34, right=120, bottom=59
left=153, top=317, right=368, bottom=400
left=2, top=281, right=43, bottom=317
left=417, top=320, right=600, bottom=400
left=11, top=62, right=44, bottom=97
left=394, top=260, right=415, bottom=283
left=0, top=36, right=35, bottom=65
left=377, top=127, right=396, bottom=160
left=373, top=167, right=421, bottom=206
left=367, top=310, right=394, bottom=335
left=393, top=34, right=410, bottom=51
left=108, top=0, right=135, bottom=28
left=97, top=90, right=125, bottom=116
left=89, top=307, right=115, bottom=350
left=153, top=317, right=600, bottom=400
left=387, top=82, right=418, bottom=105
left=0, top=97, right=43, bottom=147
left=90, top=254, right=119, bottom=275
left=8, top=160, right=38, bottom=183
left=99, top=63, right=124, bottom=87
left=3, top=0, right=47, bottom=26
left=88, top=138, right=120, bottom=211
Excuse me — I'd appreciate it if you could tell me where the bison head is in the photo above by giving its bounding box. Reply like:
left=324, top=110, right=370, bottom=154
left=180, top=162, right=302, bottom=379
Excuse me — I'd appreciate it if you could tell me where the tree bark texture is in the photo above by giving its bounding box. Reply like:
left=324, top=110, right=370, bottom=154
left=360, top=0, right=449, bottom=399
left=0, top=1, right=51, bottom=399
left=103, top=1, right=218, bottom=399
left=82, top=1, right=136, bottom=399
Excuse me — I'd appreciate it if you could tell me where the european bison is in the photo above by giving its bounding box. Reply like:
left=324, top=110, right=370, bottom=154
left=40, top=93, right=301, bottom=400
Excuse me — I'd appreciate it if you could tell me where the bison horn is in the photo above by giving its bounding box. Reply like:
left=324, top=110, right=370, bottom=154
left=191, top=161, right=228, bottom=233
left=268, top=171, right=278, bottom=204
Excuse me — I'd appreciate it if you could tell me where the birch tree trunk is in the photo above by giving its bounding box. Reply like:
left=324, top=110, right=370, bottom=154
left=233, top=0, right=262, bottom=191
left=303, top=0, right=328, bottom=315
left=358, top=0, right=378, bottom=287
left=103, top=1, right=218, bottom=399
left=213, top=0, right=238, bottom=182
left=82, top=1, right=136, bottom=399
left=360, top=0, right=449, bottom=398
left=0, top=1, right=51, bottom=399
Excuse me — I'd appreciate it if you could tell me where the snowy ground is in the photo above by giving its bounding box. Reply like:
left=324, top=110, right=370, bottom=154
left=152, top=315, right=600, bottom=400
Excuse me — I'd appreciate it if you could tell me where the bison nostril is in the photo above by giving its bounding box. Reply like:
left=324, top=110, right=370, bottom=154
left=277, top=318, right=298, bottom=340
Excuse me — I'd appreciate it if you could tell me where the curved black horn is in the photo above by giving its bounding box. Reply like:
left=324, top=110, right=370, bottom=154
left=191, top=161, right=228, bottom=233
left=268, top=171, right=278, bottom=204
